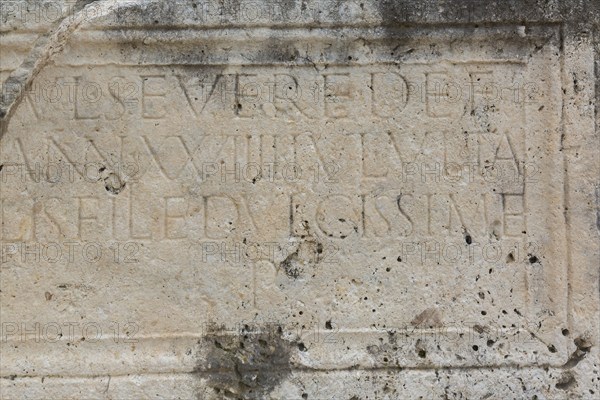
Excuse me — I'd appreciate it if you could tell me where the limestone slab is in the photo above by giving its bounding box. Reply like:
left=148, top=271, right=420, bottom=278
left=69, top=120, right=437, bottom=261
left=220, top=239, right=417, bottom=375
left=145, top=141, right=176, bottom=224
left=0, top=1, right=598, bottom=399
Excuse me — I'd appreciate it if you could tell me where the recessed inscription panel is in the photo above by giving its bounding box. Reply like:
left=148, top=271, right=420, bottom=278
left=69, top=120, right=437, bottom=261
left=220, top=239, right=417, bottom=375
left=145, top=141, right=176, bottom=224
left=0, top=24, right=569, bottom=374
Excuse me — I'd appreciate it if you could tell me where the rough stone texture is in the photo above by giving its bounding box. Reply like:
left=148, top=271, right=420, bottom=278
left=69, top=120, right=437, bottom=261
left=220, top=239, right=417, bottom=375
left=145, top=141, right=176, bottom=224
left=0, top=1, right=598, bottom=399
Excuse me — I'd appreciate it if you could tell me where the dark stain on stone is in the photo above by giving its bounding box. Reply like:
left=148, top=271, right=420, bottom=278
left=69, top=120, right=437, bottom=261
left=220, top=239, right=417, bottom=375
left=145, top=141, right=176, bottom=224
left=104, top=173, right=126, bottom=195
left=280, top=248, right=302, bottom=279
left=195, top=324, right=294, bottom=399
left=563, top=337, right=592, bottom=368
left=573, top=72, right=584, bottom=94
left=377, top=0, right=598, bottom=25
left=555, top=372, right=576, bottom=390
left=74, top=0, right=101, bottom=12
left=376, top=0, right=409, bottom=25
left=596, top=185, right=600, bottom=234
left=410, top=307, right=442, bottom=328
left=473, top=324, right=485, bottom=334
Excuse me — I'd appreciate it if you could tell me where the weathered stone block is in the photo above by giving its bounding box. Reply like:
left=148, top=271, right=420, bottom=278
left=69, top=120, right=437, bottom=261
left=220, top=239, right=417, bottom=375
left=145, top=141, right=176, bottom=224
left=1, top=1, right=598, bottom=398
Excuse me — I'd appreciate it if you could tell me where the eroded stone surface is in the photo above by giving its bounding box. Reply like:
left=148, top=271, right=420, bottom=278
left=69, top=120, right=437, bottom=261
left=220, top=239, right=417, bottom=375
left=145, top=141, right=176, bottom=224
left=0, top=1, right=599, bottom=399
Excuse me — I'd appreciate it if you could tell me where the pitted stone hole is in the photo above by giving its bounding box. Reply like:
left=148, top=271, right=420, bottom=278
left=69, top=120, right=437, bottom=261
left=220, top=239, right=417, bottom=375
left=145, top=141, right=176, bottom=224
left=418, top=349, right=426, bottom=358
left=514, top=308, right=523, bottom=316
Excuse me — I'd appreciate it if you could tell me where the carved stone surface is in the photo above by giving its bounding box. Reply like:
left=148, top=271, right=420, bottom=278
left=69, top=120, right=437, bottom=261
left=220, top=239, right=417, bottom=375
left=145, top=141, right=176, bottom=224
left=0, top=1, right=598, bottom=399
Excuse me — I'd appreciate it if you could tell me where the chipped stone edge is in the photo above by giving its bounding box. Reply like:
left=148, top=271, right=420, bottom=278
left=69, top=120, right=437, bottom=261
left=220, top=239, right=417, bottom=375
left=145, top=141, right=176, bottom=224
left=0, top=0, right=116, bottom=138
